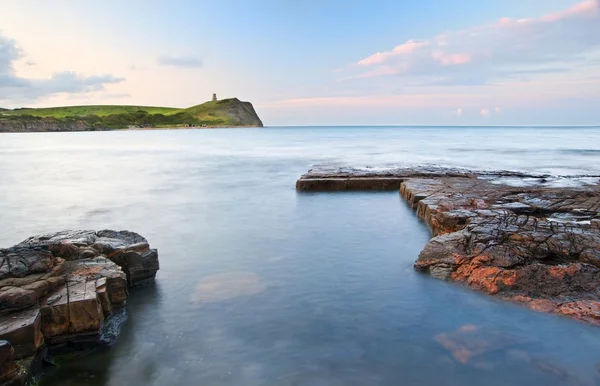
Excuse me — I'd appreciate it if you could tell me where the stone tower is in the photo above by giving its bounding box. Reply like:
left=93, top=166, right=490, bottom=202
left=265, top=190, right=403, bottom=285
left=212, top=93, right=217, bottom=101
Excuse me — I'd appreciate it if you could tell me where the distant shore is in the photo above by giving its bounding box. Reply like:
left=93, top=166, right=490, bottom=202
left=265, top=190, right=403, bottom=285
left=124, top=125, right=262, bottom=131
left=0, top=98, right=264, bottom=132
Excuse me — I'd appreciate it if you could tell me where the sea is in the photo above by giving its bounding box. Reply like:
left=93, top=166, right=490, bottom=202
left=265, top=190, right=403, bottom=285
left=1, top=126, right=600, bottom=386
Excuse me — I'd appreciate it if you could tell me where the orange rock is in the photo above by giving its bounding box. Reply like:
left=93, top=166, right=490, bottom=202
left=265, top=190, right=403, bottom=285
left=554, top=301, right=600, bottom=324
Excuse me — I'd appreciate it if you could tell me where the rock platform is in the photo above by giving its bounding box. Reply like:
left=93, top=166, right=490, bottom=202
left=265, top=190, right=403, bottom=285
left=297, top=166, right=600, bottom=325
left=0, top=230, right=159, bottom=385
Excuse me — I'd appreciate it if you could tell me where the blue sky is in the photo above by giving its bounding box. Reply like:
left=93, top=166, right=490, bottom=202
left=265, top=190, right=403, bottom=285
left=1, top=0, right=599, bottom=125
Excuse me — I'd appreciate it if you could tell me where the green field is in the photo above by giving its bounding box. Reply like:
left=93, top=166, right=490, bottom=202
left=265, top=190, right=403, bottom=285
left=3, top=105, right=182, bottom=118
left=0, top=98, right=259, bottom=129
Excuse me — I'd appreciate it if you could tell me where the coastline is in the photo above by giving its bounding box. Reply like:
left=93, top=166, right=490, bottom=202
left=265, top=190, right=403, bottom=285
left=0, top=125, right=263, bottom=134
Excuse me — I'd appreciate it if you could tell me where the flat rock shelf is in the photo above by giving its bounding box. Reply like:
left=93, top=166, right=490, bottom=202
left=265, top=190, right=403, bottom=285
left=297, top=166, right=600, bottom=325
left=0, top=230, right=159, bottom=385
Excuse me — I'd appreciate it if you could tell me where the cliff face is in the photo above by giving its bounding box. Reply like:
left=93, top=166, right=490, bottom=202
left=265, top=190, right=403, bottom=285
left=183, top=98, right=264, bottom=127
left=219, top=99, right=264, bottom=127
left=0, top=118, right=96, bottom=133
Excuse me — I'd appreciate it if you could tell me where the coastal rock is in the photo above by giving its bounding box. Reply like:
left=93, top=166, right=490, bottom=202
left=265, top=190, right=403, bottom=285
left=15, top=230, right=159, bottom=286
left=405, top=177, right=600, bottom=324
left=0, top=230, right=158, bottom=380
left=296, top=166, right=600, bottom=325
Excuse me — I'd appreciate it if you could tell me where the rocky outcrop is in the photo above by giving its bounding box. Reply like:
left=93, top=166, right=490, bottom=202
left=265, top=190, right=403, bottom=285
left=296, top=166, right=600, bottom=325
left=295, top=165, right=555, bottom=191
left=215, top=98, right=263, bottom=127
left=0, top=230, right=159, bottom=384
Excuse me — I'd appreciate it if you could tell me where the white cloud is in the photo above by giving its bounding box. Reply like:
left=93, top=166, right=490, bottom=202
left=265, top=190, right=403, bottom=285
left=456, top=107, right=463, bottom=116
left=348, top=0, right=600, bottom=85
left=0, top=33, right=124, bottom=104
left=494, top=107, right=501, bottom=114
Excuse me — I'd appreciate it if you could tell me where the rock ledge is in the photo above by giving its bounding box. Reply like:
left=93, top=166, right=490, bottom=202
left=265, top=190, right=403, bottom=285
left=297, top=166, right=600, bottom=325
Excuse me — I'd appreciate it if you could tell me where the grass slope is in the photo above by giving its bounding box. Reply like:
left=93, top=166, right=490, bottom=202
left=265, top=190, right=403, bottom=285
left=2, top=105, right=180, bottom=118
left=183, top=98, right=243, bottom=126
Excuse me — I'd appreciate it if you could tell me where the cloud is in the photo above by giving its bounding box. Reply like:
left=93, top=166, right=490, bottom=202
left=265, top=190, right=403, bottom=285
left=494, top=107, right=501, bottom=114
left=0, top=33, right=124, bottom=104
left=349, top=0, right=600, bottom=85
left=357, top=40, right=430, bottom=66
left=456, top=108, right=463, bottom=117
left=481, top=108, right=490, bottom=117
left=431, top=52, right=472, bottom=66
left=156, top=55, right=203, bottom=68
left=541, top=0, right=599, bottom=22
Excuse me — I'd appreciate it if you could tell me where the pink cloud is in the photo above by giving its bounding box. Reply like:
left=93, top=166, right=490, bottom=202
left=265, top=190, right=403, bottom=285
left=431, top=52, right=472, bottom=66
left=541, top=0, right=599, bottom=22
left=266, top=94, right=487, bottom=109
left=347, top=0, right=600, bottom=83
left=357, top=40, right=429, bottom=66
left=262, top=76, right=600, bottom=111
left=354, top=65, right=405, bottom=79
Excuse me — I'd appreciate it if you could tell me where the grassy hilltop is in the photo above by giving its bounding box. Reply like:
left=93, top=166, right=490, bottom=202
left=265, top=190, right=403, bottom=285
left=0, top=98, right=263, bottom=132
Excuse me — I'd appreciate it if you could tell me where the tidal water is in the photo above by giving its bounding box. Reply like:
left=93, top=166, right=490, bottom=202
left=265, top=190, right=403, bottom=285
left=1, top=126, right=600, bottom=386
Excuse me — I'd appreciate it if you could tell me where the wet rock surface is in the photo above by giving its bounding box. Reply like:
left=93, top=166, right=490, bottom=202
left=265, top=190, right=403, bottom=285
left=0, top=230, right=158, bottom=384
left=297, top=166, right=600, bottom=325
left=0, top=340, right=16, bottom=383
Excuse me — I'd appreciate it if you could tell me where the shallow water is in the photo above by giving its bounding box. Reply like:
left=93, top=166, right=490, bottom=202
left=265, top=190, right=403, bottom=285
left=1, top=126, right=600, bottom=386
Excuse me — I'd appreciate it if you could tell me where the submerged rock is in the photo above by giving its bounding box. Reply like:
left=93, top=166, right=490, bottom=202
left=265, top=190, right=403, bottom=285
left=434, top=325, right=520, bottom=364
left=0, top=229, right=159, bottom=384
left=192, top=272, right=266, bottom=304
left=297, top=166, right=600, bottom=325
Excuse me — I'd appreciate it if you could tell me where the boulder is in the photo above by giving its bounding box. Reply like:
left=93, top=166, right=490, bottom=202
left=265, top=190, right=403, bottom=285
left=0, top=229, right=158, bottom=379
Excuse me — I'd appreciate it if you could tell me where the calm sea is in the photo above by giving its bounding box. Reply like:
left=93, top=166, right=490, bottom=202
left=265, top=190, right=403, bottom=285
left=1, top=126, right=600, bottom=386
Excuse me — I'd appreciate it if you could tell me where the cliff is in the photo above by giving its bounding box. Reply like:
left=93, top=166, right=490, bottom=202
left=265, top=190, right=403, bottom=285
left=0, top=98, right=263, bottom=132
left=184, top=98, right=264, bottom=127
left=0, top=118, right=92, bottom=133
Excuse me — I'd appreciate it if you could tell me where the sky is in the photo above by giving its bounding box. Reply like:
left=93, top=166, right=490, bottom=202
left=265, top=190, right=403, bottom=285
left=0, top=0, right=599, bottom=125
